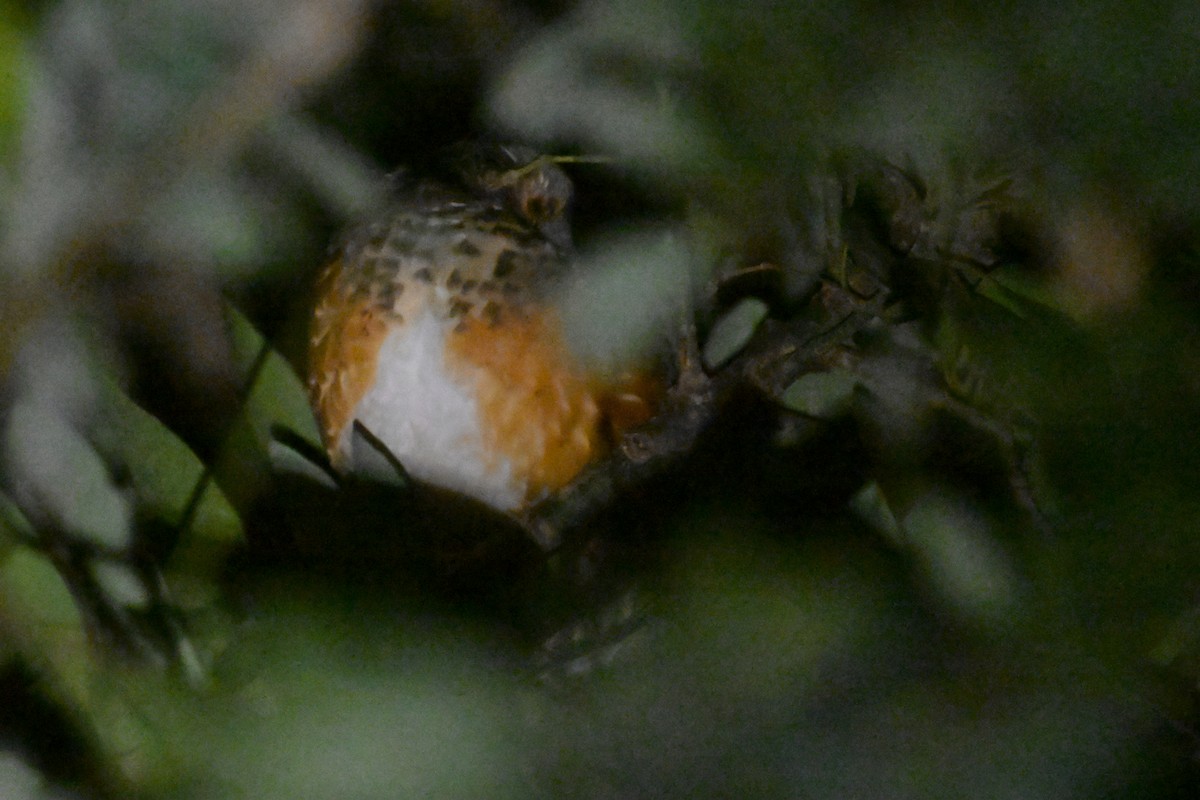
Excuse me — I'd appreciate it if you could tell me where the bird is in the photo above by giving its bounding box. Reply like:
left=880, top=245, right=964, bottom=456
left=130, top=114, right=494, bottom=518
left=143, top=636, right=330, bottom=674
left=307, top=143, right=662, bottom=514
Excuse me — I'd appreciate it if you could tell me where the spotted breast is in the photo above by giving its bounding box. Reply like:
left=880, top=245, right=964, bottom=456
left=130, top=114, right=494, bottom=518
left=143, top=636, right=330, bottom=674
left=307, top=145, right=658, bottom=512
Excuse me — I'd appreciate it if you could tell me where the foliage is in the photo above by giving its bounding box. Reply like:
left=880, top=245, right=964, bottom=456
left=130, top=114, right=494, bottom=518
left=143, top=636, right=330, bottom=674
left=2, top=0, right=1200, bottom=798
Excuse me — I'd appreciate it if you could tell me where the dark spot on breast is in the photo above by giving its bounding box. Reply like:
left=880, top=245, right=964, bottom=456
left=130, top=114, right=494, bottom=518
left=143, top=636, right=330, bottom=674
left=357, top=258, right=380, bottom=281
left=449, top=298, right=473, bottom=318
left=461, top=279, right=478, bottom=292
left=482, top=300, right=502, bottom=327
left=508, top=227, right=543, bottom=246
left=413, top=267, right=433, bottom=283
left=389, top=236, right=417, bottom=256
left=479, top=280, right=499, bottom=293
left=446, top=269, right=463, bottom=288
left=375, top=255, right=402, bottom=277
left=474, top=206, right=505, bottom=224
left=453, top=238, right=482, bottom=256
left=493, top=249, right=522, bottom=278
left=365, top=227, right=388, bottom=248
left=376, top=282, right=398, bottom=309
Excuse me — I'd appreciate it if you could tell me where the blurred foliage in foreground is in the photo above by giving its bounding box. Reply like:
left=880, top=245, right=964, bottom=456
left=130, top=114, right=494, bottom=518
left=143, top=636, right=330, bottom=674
left=2, top=0, right=1200, bottom=798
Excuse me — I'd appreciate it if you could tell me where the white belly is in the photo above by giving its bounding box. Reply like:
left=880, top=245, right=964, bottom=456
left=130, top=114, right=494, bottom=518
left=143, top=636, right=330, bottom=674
left=336, top=309, right=524, bottom=510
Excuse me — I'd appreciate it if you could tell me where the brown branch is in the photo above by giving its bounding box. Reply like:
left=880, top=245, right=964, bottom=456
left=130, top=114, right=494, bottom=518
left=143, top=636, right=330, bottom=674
left=521, top=279, right=890, bottom=550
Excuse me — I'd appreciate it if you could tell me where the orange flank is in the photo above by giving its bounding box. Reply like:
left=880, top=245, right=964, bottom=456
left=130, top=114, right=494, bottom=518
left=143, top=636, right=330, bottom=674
left=307, top=258, right=391, bottom=465
left=445, top=311, right=662, bottom=504
left=445, top=311, right=601, bottom=502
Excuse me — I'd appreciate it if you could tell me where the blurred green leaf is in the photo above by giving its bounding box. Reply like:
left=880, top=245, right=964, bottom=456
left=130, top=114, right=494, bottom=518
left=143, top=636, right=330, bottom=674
left=559, top=227, right=694, bottom=374
left=781, top=368, right=859, bottom=419
left=849, top=481, right=901, bottom=544
left=490, top=0, right=723, bottom=183
left=701, top=296, right=768, bottom=370
left=0, top=489, right=36, bottom=549
left=977, top=263, right=1058, bottom=316
left=664, top=524, right=883, bottom=703
left=0, top=546, right=88, bottom=706
left=3, top=400, right=134, bottom=551
left=900, top=490, right=1023, bottom=627
left=88, top=560, right=151, bottom=611
left=137, top=171, right=275, bottom=268
left=261, top=113, right=386, bottom=220
left=0, top=751, right=54, bottom=800
left=104, top=591, right=533, bottom=800
left=0, top=2, right=30, bottom=173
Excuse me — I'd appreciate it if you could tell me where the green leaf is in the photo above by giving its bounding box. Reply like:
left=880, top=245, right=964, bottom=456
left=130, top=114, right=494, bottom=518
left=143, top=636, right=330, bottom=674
left=0, top=2, right=30, bottom=171
left=489, top=1, right=720, bottom=183
left=267, top=437, right=337, bottom=490
left=262, top=113, right=387, bottom=220
left=559, top=228, right=694, bottom=375
left=0, top=490, right=36, bottom=549
left=137, top=171, right=274, bottom=268
left=144, top=595, right=530, bottom=800
left=849, top=481, right=901, bottom=544
left=780, top=368, right=859, bottom=419
left=0, top=751, right=48, bottom=800
left=701, top=297, right=768, bottom=370
left=89, top=558, right=151, bottom=610
left=226, top=303, right=322, bottom=451
left=3, top=400, right=133, bottom=551
left=900, top=490, right=1023, bottom=626
left=976, top=263, right=1059, bottom=315
left=0, top=545, right=88, bottom=701
left=92, top=377, right=244, bottom=558
left=347, top=422, right=408, bottom=488
left=666, top=526, right=883, bottom=705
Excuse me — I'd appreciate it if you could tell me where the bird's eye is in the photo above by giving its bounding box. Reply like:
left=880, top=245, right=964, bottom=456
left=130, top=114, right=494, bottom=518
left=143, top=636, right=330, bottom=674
left=520, top=185, right=566, bottom=224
